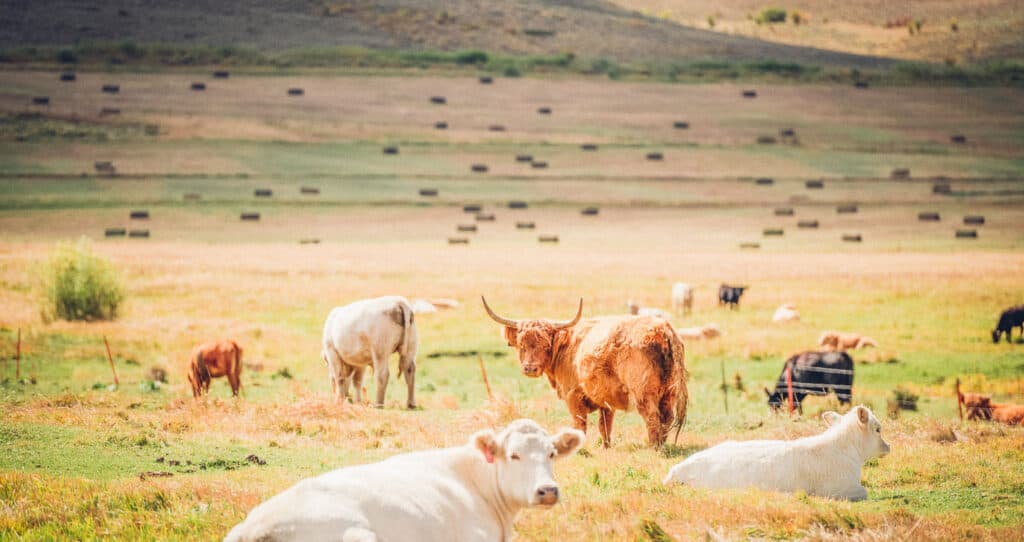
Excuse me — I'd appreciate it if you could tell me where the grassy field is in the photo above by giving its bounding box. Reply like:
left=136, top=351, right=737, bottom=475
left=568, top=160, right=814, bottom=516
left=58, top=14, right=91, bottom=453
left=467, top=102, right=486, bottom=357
left=0, top=70, right=1022, bottom=541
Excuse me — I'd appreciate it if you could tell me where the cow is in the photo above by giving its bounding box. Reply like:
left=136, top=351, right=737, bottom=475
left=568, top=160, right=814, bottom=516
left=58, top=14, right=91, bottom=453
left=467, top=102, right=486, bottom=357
left=765, top=351, right=853, bottom=414
left=718, top=284, right=746, bottom=309
left=627, top=300, right=670, bottom=320
left=958, top=382, right=1024, bottom=426
left=482, top=297, right=687, bottom=448
left=992, top=305, right=1024, bottom=344
left=224, top=419, right=584, bottom=542
left=818, top=331, right=877, bottom=351
left=321, top=296, right=417, bottom=409
left=675, top=324, right=721, bottom=341
left=187, top=340, right=242, bottom=398
left=772, top=304, right=800, bottom=323
left=664, top=406, right=889, bottom=501
left=671, top=283, right=694, bottom=315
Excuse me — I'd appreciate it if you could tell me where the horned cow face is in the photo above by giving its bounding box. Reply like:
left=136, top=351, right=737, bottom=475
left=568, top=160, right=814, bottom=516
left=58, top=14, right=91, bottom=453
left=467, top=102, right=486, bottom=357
left=505, top=322, right=560, bottom=377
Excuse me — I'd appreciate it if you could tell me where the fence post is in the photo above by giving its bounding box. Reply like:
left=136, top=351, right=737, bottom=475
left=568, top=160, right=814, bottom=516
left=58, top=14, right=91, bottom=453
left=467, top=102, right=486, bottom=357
left=15, top=328, right=21, bottom=381
left=720, top=359, right=728, bottom=414
left=786, top=363, right=794, bottom=415
left=103, top=336, right=119, bottom=387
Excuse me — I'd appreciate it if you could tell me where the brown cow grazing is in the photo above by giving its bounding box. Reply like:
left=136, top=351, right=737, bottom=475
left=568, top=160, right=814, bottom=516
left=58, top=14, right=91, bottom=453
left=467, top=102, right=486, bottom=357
left=482, top=297, right=688, bottom=448
left=958, top=382, right=1024, bottom=426
left=818, top=331, right=877, bottom=351
left=187, top=340, right=242, bottom=398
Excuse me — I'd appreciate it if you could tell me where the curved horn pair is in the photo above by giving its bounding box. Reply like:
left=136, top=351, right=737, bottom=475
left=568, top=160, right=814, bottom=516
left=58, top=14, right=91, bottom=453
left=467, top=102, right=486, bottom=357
left=481, top=296, right=583, bottom=329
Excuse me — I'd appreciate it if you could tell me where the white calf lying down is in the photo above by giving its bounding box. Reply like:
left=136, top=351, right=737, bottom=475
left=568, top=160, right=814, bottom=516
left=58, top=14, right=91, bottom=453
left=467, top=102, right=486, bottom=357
left=225, top=419, right=584, bottom=542
left=772, top=303, right=800, bottom=323
left=675, top=323, right=722, bottom=340
left=664, top=406, right=889, bottom=501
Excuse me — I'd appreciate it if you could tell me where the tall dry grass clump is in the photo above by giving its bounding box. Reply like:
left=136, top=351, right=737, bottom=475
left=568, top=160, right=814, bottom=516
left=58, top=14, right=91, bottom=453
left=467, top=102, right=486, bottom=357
left=39, top=237, right=124, bottom=322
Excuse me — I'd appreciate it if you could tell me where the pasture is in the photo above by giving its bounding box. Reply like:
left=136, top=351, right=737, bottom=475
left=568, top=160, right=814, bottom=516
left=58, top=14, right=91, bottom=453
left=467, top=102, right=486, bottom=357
left=1, top=70, right=1023, bottom=541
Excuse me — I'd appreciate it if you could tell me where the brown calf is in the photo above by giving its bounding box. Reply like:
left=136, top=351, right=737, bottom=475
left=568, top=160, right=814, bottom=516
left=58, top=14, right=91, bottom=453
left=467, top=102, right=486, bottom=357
left=187, top=340, right=242, bottom=398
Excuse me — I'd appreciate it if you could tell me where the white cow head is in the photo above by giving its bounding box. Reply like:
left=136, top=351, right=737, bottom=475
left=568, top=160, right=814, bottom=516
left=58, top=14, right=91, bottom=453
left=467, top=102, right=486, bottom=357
left=823, top=405, right=890, bottom=460
left=471, top=419, right=584, bottom=508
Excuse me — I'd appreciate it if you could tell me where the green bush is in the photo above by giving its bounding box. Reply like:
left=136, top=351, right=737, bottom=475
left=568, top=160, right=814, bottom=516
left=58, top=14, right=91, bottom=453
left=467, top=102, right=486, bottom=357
left=40, top=238, right=124, bottom=322
left=758, top=8, right=788, bottom=23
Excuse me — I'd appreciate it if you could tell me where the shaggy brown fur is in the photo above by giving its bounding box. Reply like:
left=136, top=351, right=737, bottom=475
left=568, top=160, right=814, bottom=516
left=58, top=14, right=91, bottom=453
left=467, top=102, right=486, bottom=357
left=961, top=392, right=1024, bottom=426
left=187, top=340, right=242, bottom=398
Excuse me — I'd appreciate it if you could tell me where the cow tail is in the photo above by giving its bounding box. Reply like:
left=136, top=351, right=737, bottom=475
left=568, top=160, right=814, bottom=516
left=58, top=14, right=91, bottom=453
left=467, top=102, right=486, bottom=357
left=234, top=341, right=243, bottom=392
left=398, top=301, right=416, bottom=361
left=669, top=333, right=688, bottom=444
left=196, top=351, right=210, bottom=382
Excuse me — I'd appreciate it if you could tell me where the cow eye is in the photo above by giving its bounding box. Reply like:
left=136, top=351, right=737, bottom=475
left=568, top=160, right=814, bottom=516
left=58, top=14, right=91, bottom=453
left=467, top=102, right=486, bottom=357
left=549, top=452, right=555, bottom=459
left=510, top=453, right=520, bottom=460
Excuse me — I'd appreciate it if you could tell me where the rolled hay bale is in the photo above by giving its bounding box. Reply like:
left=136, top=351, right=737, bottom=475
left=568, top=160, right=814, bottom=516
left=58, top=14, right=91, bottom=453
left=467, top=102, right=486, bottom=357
left=462, top=204, right=482, bottom=213
left=240, top=212, right=260, bottom=221
left=32, top=96, right=50, bottom=105
left=516, top=221, right=535, bottom=229
left=739, top=242, right=760, bottom=249
left=508, top=201, right=528, bottom=209
left=963, top=215, right=985, bottom=225
left=950, top=134, right=967, bottom=144
left=742, top=90, right=757, bottom=98
left=144, top=124, right=159, bottom=136
left=805, top=179, right=824, bottom=189
left=779, top=128, right=796, bottom=137
left=300, top=186, right=320, bottom=195
left=254, top=189, right=273, bottom=197
left=448, top=237, right=469, bottom=245
left=430, top=96, right=447, bottom=104
left=299, top=238, right=320, bottom=244
left=488, top=125, right=506, bottom=132
left=457, top=224, right=478, bottom=232
left=837, top=204, right=858, bottom=214
left=537, top=106, right=552, bottom=115
left=515, top=154, right=533, bottom=162
left=756, top=136, right=777, bottom=145
left=891, top=168, right=910, bottom=179
left=798, top=220, right=819, bottom=229
left=581, top=207, right=599, bottom=216
left=190, top=82, right=206, bottom=91
left=479, top=76, right=493, bottom=84
left=104, top=227, right=126, bottom=237
left=382, top=146, right=399, bottom=155
left=842, top=233, right=862, bottom=242
left=763, top=228, right=784, bottom=237
left=128, top=229, right=150, bottom=238
left=434, top=121, right=448, bottom=129
left=99, top=107, right=121, bottom=116
left=418, top=188, right=438, bottom=197
left=212, top=70, right=230, bottom=78
left=956, top=229, right=978, bottom=239
left=933, top=183, right=951, bottom=194
left=60, top=72, right=76, bottom=82
left=475, top=213, right=496, bottom=222
left=102, top=84, right=120, bottom=93
left=918, top=212, right=941, bottom=222
left=673, top=121, right=689, bottom=129
left=182, top=193, right=201, bottom=201
left=471, top=164, right=489, bottom=173
left=287, top=88, right=304, bottom=96
left=129, top=210, right=149, bottom=220
left=531, top=161, right=548, bottom=169
left=581, top=144, right=598, bottom=151
left=538, top=235, right=559, bottom=243
left=774, top=208, right=794, bottom=216
left=755, top=178, right=774, bottom=186
left=854, top=81, right=869, bottom=89
left=94, top=161, right=114, bottom=172
left=646, top=152, right=664, bottom=161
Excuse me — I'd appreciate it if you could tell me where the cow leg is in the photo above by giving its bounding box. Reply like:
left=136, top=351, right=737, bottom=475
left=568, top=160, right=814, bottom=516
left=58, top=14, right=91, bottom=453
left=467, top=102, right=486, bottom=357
left=372, top=350, right=389, bottom=408
left=351, top=366, right=366, bottom=404
left=637, top=398, right=667, bottom=447
left=324, top=346, right=353, bottom=403
left=598, top=408, right=615, bottom=449
left=565, top=394, right=591, bottom=438
left=399, top=354, right=416, bottom=409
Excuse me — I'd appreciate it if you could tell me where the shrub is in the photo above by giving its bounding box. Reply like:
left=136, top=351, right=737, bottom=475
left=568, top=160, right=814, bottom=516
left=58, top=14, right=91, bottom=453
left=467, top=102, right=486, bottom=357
left=40, top=237, right=124, bottom=321
left=57, top=49, right=77, bottom=63
left=791, top=11, right=803, bottom=25
left=454, top=50, right=488, bottom=64
left=707, top=15, right=716, bottom=28
left=758, top=8, right=787, bottom=24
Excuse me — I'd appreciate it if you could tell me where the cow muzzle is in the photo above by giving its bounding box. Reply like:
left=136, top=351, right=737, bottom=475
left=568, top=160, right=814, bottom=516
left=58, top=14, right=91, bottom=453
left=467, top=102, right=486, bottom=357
left=522, top=366, right=542, bottom=377
left=534, top=485, right=559, bottom=506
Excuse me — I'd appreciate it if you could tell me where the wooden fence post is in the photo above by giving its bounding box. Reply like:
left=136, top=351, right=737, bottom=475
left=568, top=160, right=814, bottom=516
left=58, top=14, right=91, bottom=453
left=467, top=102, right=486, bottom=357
left=720, top=359, right=729, bottom=414
left=786, top=363, right=794, bottom=415
left=15, top=328, right=21, bottom=381
left=103, top=336, right=119, bottom=387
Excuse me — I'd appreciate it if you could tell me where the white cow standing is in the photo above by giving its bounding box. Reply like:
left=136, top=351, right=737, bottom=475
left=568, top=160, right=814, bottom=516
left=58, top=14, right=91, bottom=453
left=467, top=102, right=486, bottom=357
left=664, top=405, right=890, bottom=501
left=223, top=419, right=585, bottom=542
left=671, top=283, right=694, bottom=315
left=321, top=296, right=417, bottom=409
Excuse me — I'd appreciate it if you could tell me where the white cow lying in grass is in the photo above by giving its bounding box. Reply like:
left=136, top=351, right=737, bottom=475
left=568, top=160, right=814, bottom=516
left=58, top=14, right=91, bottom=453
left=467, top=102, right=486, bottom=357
left=664, top=406, right=889, bottom=501
left=224, top=419, right=584, bottom=542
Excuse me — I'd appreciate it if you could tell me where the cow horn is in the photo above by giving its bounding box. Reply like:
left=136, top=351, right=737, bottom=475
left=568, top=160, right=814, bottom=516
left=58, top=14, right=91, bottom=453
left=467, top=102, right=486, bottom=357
left=549, top=298, right=584, bottom=329
left=481, top=296, right=520, bottom=328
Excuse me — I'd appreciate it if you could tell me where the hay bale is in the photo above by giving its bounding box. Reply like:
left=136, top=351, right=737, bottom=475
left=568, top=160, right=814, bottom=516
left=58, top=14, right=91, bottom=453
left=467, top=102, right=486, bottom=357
left=779, top=128, right=796, bottom=137
left=933, top=183, right=952, bottom=194
left=212, top=70, right=230, bottom=78
left=94, top=161, right=114, bottom=172
left=129, top=210, right=149, bottom=220
left=382, top=146, right=399, bottom=155
left=508, top=201, right=528, bottom=209
left=763, top=228, right=784, bottom=237
left=516, top=221, right=535, bottom=229
left=673, top=121, right=689, bottom=129
left=537, top=107, right=552, bottom=115
left=918, top=212, right=941, bottom=222
left=756, top=136, right=777, bottom=145
left=99, top=107, right=121, bottom=116
left=190, top=82, right=206, bottom=91
left=287, top=88, right=304, bottom=96
left=531, top=161, right=548, bottom=169
left=182, top=193, right=201, bottom=201
left=471, top=164, right=489, bottom=173
left=515, top=154, right=533, bottom=162
left=854, top=81, right=869, bottom=89
left=950, top=134, right=967, bottom=144
left=755, top=178, right=774, bottom=186
left=488, top=125, right=506, bottom=132
left=240, top=212, right=260, bottom=221
left=798, top=220, right=819, bottom=229
left=479, top=76, right=493, bottom=84
left=891, top=168, right=911, bottom=179
left=463, top=204, right=482, bottom=213
left=300, top=238, right=320, bottom=245
left=128, top=230, right=150, bottom=238
left=955, top=229, right=977, bottom=239
left=842, top=234, right=862, bottom=242
left=448, top=237, right=469, bottom=244
left=457, top=224, right=478, bottom=232
left=32, top=96, right=50, bottom=105
left=254, top=189, right=273, bottom=197
left=739, top=242, right=760, bottom=249
left=60, top=72, right=76, bottom=82
left=742, top=90, right=757, bottom=98
left=475, top=213, right=496, bottom=222
left=430, top=96, right=447, bottom=104
left=418, top=188, right=438, bottom=197
left=805, top=179, right=824, bottom=189
left=774, top=208, right=794, bottom=216
left=837, top=204, right=858, bottom=214
left=581, top=144, right=598, bottom=151
left=538, top=235, right=559, bottom=243
left=102, top=84, right=120, bottom=93
left=144, top=124, right=159, bottom=136
left=963, top=215, right=985, bottom=225
left=434, top=121, right=448, bottom=130
left=300, top=186, right=320, bottom=195
left=646, top=152, right=664, bottom=161
left=104, top=227, right=126, bottom=237
left=581, top=207, right=599, bottom=216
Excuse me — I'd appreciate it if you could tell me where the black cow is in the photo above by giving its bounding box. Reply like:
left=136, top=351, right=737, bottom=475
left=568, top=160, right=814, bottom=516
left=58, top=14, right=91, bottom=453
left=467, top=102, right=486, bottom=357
left=765, top=351, right=853, bottom=413
left=992, top=305, right=1024, bottom=344
left=718, top=284, right=747, bottom=309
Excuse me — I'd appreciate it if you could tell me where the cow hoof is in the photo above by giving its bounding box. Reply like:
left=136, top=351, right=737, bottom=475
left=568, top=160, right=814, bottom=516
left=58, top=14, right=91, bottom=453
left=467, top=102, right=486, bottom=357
left=407, top=403, right=418, bottom=410
left=373, top=403, right=385, bottom=409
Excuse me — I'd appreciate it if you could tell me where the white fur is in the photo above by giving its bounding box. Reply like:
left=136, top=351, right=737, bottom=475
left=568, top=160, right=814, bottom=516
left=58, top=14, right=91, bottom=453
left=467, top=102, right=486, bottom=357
left=664, top=406, right=889, bottom=501
left=224, top=419, right=584, bottom=542
left=671, top=282, right=694, bottom=315
left=772, top=304, right=800, bottom=323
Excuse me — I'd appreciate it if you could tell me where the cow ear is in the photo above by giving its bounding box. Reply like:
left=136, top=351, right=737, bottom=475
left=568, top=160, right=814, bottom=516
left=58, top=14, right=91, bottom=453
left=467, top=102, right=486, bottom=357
left=471, top=429, right=500, bottom=463
left=821, top=411, right=841, bottom=426
left=551, top=428, right=585, bottom=459
left=856, top=405, right=869, bottom=425
left=502, top=326, right=518, bottom=347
